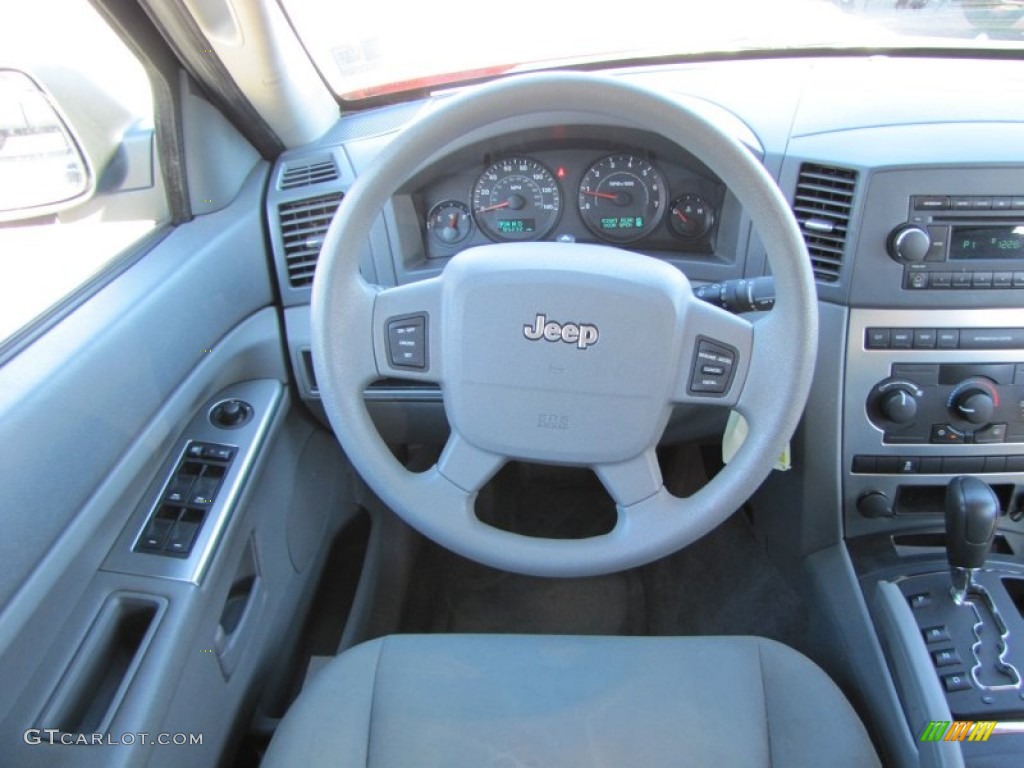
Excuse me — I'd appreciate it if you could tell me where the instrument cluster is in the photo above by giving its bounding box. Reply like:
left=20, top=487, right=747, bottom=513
left=416, top=141, right=725, bottom=260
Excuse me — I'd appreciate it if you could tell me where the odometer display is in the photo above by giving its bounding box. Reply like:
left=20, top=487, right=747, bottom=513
left=472, top=158, right=561, bottom=241
left=578, top=154, right=665, bottom=243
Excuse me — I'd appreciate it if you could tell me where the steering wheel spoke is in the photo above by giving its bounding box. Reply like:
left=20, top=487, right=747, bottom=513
left=371, top=277, right=444, bottom=384
left=437, top=432, right=506, bottom=494
left=671, top=299, right=754, bottom=408
left=594, top=449, right=664, bottom=507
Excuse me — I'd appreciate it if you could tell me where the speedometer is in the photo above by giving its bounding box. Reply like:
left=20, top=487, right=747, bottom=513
left=471, top=157, right=561, bottom=241
left=577, top=154, right=665, bottom=243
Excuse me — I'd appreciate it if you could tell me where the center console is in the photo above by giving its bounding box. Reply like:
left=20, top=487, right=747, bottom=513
left=842, top=171, right=1024, bottom=765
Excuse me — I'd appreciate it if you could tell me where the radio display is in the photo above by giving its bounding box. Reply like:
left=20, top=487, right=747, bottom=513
left=950, top=226, right=1024, bottom=260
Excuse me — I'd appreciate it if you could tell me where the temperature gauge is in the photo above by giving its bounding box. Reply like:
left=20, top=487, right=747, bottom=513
left=668, top=194, right=714, bottom=240
left=426, top=200, right=473, bottom=245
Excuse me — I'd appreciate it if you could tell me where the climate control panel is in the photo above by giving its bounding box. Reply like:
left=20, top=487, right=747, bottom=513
left=866, top=363, right=1024, bottom=445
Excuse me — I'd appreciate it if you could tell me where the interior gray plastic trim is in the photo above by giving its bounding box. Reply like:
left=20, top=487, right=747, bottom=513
left=102, top=379, right=284, bottom=584
left=844, top=308, right=1024, bottom=539
left=874, top=579, right=965, bottom=768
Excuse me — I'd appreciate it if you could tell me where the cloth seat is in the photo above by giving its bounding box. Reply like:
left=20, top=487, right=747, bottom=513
left=263, top=633, right=879, bottom=767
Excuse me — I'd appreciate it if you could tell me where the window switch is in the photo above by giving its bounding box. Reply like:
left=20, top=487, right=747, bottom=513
left=190, top=474, right=221, bottom=506
left=136, top=506, right=179, bottom=552
left=164, top=473, right=194, bottom=504
left=165, top=509, right=204, bottom=557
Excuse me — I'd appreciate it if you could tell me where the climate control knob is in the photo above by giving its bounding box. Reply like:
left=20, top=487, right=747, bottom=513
left=880, top=389, right=918, bottom=424
left=887, top=225, right=931, bottom=264
left=951, top=388, right=995, bottom=425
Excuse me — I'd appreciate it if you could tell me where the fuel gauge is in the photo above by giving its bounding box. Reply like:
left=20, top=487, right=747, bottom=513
left=668, top=194, right=714, bottom=240
left=427, top=200, right=473, bottom=245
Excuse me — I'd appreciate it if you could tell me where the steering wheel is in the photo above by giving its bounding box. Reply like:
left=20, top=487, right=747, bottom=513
left=311, top=72, right=817, bottom=578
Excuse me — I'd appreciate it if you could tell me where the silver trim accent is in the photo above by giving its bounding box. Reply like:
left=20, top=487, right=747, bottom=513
left=101, top=380, right=284, bottom=584
left=950, top=567, right=973, bottom=605
left=962, top=581, right=1022, bottom=692
left=844, top=308, right=1024, bottom=537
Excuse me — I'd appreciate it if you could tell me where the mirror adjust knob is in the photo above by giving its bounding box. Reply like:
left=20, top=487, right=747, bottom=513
left=880, top=389, right=918, bottom=424
left=888, top=225, right=931, bottom=264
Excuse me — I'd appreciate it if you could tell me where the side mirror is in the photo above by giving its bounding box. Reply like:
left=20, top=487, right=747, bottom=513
left=0, top=69, right=93, bottom=221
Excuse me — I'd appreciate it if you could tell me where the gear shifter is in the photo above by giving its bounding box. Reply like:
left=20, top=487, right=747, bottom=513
left=945, top=475, right=1000, bottom=604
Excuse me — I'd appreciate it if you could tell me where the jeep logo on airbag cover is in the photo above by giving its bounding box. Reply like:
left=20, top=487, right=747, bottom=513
left=523, top=314, right=599, bottom=350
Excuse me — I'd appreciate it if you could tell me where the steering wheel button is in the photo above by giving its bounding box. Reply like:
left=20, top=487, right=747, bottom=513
left=387, top=315, right=427, bottom=370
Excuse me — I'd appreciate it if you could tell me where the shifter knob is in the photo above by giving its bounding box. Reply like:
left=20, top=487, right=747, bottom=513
left=945, top=476, right=1000, bottom=571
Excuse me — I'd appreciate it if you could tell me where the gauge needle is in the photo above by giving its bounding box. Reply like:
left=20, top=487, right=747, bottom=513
left=448, top=214, right=459, bottom=229
left=477, top=201, right=510, bottom=213
left=674, top=209, right=690, bottom=223
left=583, top=190, right=618, bottom=200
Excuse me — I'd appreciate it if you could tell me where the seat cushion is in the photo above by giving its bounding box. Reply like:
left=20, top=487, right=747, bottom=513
left=263, top=634, right=879, bottom=768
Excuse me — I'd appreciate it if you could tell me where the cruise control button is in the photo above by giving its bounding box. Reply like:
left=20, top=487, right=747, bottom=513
left=387, top=315, right=427, bottom=370
left=689, top=339, right=737, bottom=396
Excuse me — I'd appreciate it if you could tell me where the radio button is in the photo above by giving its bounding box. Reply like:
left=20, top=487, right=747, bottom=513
left=994, top=272, right=1013, bottom=288
left=925, top=226, right=948, bottom=261
left=907, top=272, right=929, bottom=289
left=1013, top=272, right=1024, bottom=288
left=915, top=196, right=950, bottom=211
left=930, top=272, right=952, bottom=288
left=937, top=329, right=960, bottom=348
left=973, top=272, right=993, bottom=288
left=1012, top=197, right=1024, bottom=210
left=993, top=197, right=1013, bottom=210
left=971, top=197, right=993, bottom=210
left=951, top=273, right=973, bottom=289
left=951, top=196, right=973, bottom=211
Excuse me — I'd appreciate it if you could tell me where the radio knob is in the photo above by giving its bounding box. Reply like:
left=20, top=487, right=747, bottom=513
left=951, top=388, right=995, bottom=425
left=880, top=388, right=918, bottom=424
left=887, top=225, right=931, bottom=264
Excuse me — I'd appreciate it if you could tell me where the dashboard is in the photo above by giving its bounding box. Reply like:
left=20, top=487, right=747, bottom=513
left=261, top=54, right=1024, bottom=765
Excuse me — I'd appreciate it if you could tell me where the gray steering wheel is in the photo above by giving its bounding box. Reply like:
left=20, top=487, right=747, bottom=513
left=311, top=72, right=817, bottom=578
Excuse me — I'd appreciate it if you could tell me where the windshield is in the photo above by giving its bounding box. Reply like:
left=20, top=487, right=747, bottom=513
left=280, top=0, right=1024, bottom=102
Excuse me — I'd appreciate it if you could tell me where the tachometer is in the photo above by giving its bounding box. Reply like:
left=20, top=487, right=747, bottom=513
left=471, top=157, right=561, bottom=241
left=577, top=154, right=665, bottom=243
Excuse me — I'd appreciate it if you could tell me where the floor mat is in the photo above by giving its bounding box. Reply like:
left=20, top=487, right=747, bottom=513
left=400, top=448, right=807, bottom=649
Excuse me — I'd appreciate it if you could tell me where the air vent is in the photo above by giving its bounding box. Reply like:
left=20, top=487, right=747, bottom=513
left=278, top=193, right=343, bottom=287
left=793, top=163, right=858, bottom=283
left=279, top=158, right=339, bottom=190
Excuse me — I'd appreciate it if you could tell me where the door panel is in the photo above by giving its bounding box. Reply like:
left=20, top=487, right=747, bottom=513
left=0, top=156, right=357, bottom=766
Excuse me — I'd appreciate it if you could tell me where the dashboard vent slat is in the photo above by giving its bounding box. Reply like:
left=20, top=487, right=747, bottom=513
left=793, top=163, right=858, bottom=284
left=278, top=193, right=343, bottom=287
left=279, top=158, right=339, bottom=190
